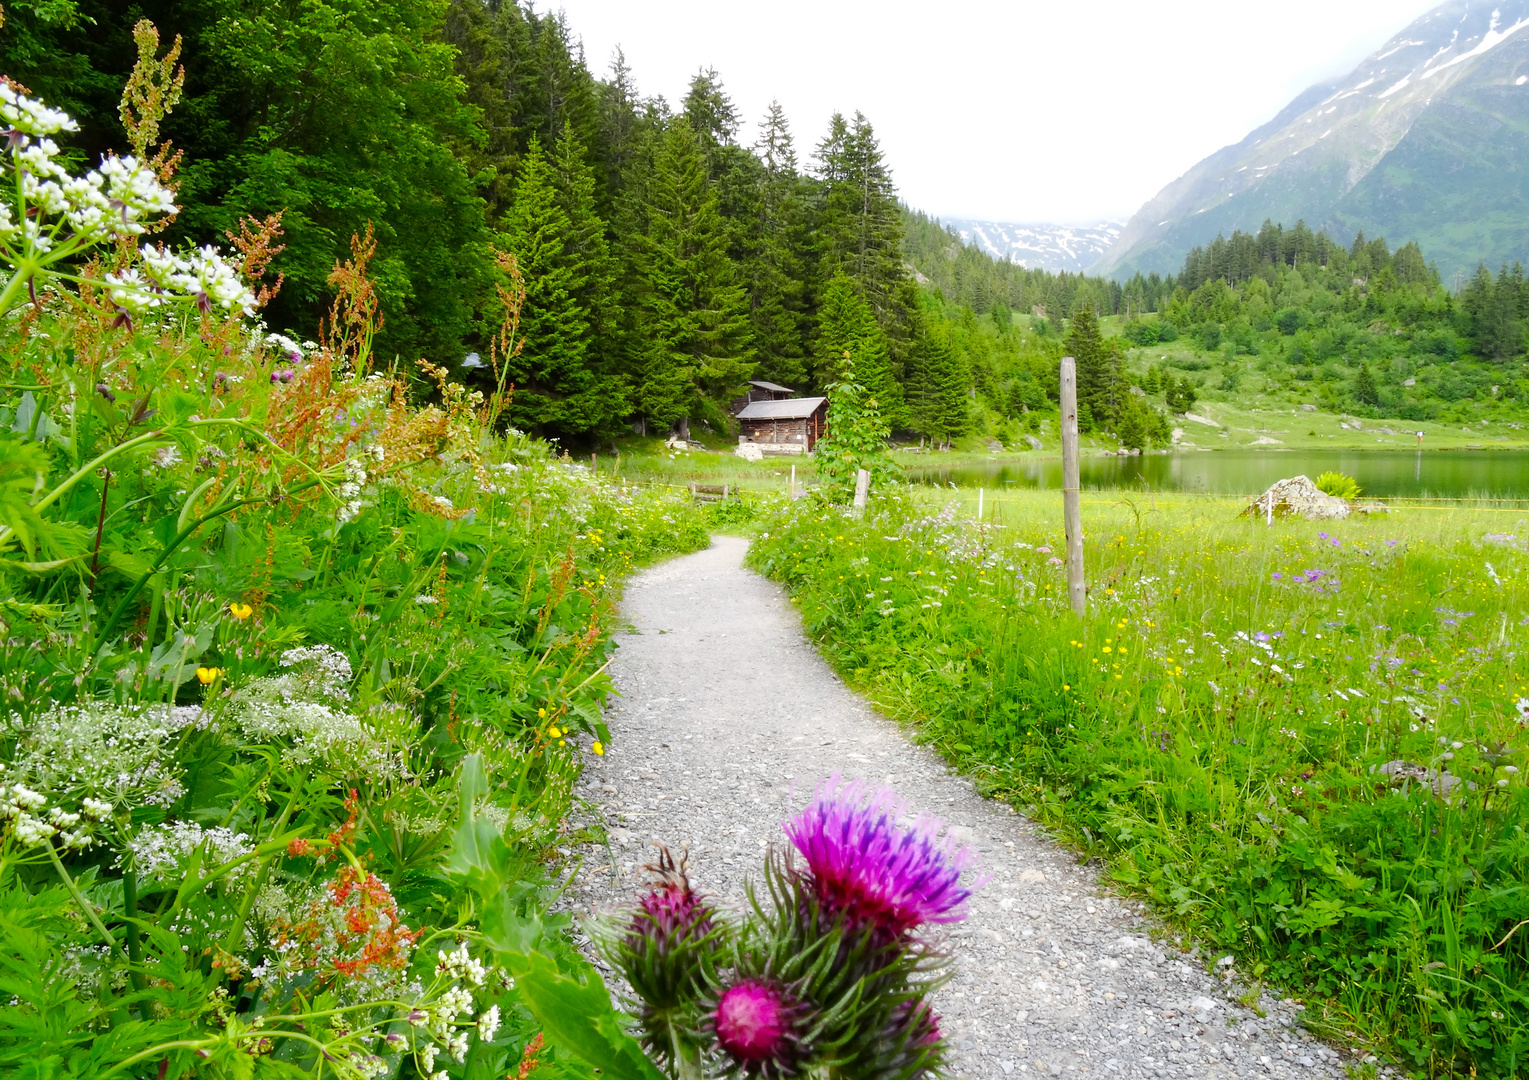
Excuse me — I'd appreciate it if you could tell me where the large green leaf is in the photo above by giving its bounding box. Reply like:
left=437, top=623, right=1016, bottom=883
left=503, top=950, right=667, bottom=1080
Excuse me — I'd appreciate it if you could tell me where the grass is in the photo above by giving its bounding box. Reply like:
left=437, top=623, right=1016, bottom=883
left=592, top=434, right=816, bottom=493
left=749, top=486, right=1529, bottom=1078
left=1097, top=314, right=1529, bottom=452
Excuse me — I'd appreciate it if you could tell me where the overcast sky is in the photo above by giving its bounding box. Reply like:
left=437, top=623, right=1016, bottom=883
left=555, top=0, right=1441, bottom=225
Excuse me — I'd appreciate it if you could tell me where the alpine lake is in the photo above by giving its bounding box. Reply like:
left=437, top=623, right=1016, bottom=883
left=908, top=448, right=1529, bottom=501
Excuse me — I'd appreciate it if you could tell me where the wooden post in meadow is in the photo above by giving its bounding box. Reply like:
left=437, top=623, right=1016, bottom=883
left=1059, top=356, right=1086, bottom=617
left=790, top=463, right=797, bottom=498
left=852, top=469, right=870, bottom=516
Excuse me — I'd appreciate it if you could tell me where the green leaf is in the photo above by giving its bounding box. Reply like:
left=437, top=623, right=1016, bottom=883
left=503, top=951, right=666, bottom=1080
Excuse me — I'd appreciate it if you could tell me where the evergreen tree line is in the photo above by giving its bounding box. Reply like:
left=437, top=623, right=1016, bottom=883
left=5, top=0, right=978, bottom=445
left=901, top=210, right=1127, bottom=325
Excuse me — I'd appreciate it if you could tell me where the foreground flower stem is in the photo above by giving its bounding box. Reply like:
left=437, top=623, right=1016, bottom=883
left=45, top=845, right=122, bottom=958
left=669, top=1024, right=703, bottom=1080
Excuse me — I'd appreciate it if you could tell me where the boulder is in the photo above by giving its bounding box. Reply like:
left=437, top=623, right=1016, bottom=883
left=1024, top=434, right=1044, bottom=450
left=1243, top=475, right=1350, bottom=521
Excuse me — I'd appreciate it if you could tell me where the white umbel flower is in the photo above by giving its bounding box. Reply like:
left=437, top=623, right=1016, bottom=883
left=0, top=83, right=80, bottom=136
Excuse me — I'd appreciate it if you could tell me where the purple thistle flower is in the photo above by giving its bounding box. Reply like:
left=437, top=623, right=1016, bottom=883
left=712, top=979, right=807, bottom=1076
left=625, top=849, right=714, bottom=954
left=784, top=776, right=978, bottom=939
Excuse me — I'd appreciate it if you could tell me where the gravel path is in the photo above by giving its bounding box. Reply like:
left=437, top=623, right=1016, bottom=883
left=563, top=536, right=1374, bottom=1079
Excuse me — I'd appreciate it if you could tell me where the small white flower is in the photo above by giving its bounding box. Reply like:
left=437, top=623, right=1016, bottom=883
left=477, top=1004, right=501, bottom=1041
left=13, top=814, right=56, bottom=846
left=81, top=798, right=113, bottom=820
left=264, top=333, right=303, bottom=362
left=152, top=445, right=182, bottom=469
left=0, top=83, right=81, bottom=137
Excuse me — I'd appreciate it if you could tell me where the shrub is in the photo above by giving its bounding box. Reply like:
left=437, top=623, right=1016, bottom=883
left=1314, top=471, right=1361, bottom=498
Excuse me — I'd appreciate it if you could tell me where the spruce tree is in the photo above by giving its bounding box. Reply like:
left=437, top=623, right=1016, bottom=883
left=682, top=68, right=740, bottom=170
left=499, top=137, right=596, bottom=437
left=814, top=274, right=900, bottom=419
left=812, top=112, right=914, bottom=385
left=1065, top=304, right=1124, bottom=427
left=1352, top=364, right=1381, bottom=407
left=549, top=121, right=629, bottom=429
left=926, top=322, right=971, bottom=448
left=746, top=101, right=809, bottom=387
left=634, top=117, right=755, bottom=438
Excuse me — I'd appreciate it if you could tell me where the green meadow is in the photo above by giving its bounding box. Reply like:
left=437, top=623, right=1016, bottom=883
left=750, top=488, right=1529, bottom=1077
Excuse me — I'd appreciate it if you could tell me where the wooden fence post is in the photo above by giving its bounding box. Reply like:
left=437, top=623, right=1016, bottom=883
left=1059, top=356, right=1086, bottom=617
left=790, top=464, right=797, bottom=498
left=977, top=486, right=984, bottom=520
left=852, top=469, right=870, bottom=515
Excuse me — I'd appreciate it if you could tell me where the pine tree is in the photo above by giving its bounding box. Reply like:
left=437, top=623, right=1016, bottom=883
left=499, top=137, right=595, bottom=437
left=634, top=117, right=755, bottom=437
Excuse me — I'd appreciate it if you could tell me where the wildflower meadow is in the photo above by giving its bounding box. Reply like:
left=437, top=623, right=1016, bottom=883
left=750, top=490, right=1529, bottom=1077
left=0, top=64, right=719, bottom=1078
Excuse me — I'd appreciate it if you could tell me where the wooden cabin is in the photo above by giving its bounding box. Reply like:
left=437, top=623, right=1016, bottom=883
left=736, top=396, right=829, bottom=452
left=731, top=380, right=795, bottom=415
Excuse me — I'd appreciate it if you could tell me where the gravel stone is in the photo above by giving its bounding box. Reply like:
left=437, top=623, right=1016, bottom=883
left=562, top=537, right=1389, bottom=1079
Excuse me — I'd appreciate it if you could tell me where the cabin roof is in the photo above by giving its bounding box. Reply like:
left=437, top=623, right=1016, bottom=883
left=747, top=380, right=795, bottom=394
left=736, top=396, right=828, bottom=420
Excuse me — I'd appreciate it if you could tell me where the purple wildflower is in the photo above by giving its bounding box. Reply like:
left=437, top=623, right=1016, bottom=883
left=1253, top=631, right=1271, bottom=643
left=626, top=850, right=713, bottom=952
left=1271, top=572, right=1282, bottom=581
left=784, top=776, right=978, bottom=938
left=713, top=980, right=806, bottom=1076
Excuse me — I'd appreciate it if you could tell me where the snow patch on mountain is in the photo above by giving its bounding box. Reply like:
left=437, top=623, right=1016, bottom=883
left=942, top=219, right=1123, bottom=274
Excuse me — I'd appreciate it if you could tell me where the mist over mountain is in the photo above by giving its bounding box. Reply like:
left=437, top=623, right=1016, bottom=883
left=1095, top=0, right=1529, bottom=282
left=940, top=219, right=1122, bottom=274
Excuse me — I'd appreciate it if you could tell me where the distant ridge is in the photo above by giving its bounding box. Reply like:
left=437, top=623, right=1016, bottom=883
left=941, top=219, right=1123, bottom=275
left=1094, top=0, right=1529, bottom=282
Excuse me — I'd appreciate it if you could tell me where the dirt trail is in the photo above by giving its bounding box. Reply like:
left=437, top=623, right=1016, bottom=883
left=563, top=536, right=1360, bottom=1079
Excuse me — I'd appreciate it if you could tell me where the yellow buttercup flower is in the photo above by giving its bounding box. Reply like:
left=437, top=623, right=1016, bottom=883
left=537, top=707, right=547, bottom=719
left=196, top=667, right=222, bottom=685
left=547, top=726, right=561, bottom=739
left=228, top=602, right=253, bottom=620
left=591, top=741, right=605, bottom=756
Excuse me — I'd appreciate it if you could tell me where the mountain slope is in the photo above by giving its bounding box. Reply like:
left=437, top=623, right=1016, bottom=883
left=1095, top=1, right=1529, bottom=281
left=941, top=219, right=1122, bottom=273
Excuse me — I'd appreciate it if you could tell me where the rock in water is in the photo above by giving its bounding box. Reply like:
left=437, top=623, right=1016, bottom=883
left=1244, top=475, right=1350, bottom=521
